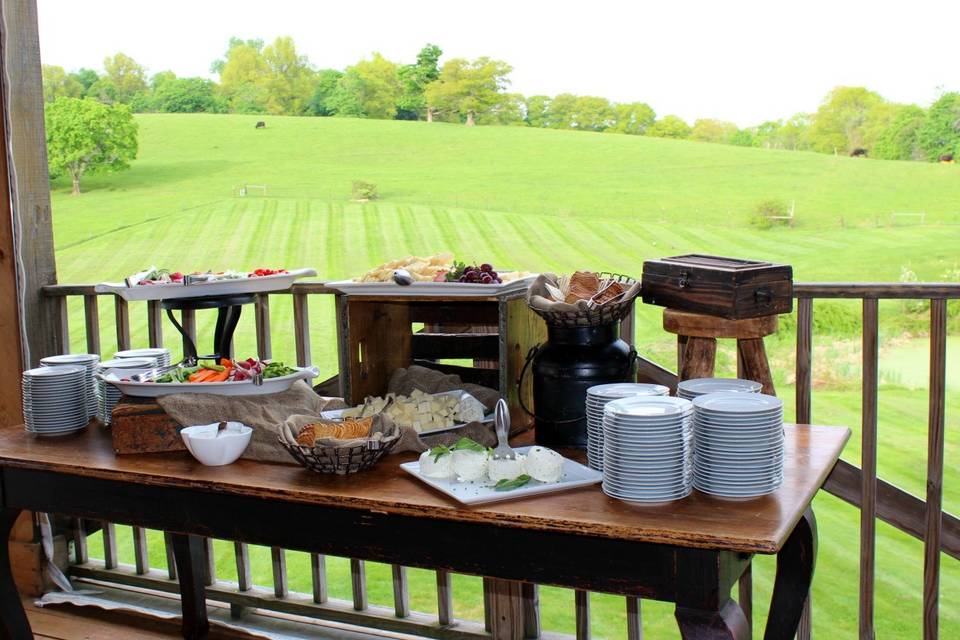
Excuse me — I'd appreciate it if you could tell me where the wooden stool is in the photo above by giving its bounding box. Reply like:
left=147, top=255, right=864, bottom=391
left=663, top=309, right=778, bottom=395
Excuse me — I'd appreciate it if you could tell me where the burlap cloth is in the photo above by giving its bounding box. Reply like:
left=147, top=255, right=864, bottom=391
left=157, top=366, right=500, bottom=464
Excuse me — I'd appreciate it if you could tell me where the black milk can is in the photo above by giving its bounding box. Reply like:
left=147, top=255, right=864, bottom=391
left=529, top=323, right=635, bottom=449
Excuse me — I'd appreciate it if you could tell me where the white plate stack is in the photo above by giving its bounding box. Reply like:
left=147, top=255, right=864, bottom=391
left=601, top=396, right=693, bottom=503
left=115, top=348, right=171, bottom=368
left=677, top=377, right=762, bottom=400
left=586, top=383, right=670, bottom=471
left=22, top=366, right=90, bottom=436
left=40, top=353, right=100, bottom=419
left=96, top=357, right=155, bottom=425
left=692, top=392, right=785, bottom=498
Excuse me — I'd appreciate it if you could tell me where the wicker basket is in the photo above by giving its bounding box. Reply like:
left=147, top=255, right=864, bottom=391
left=277, top=415, right=401, bottom=475
left=527, top=272, right=640, bottom=328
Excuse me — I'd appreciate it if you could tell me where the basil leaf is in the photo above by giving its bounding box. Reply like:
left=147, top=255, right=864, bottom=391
left=493, top=475, right=532, bottom=491
left=429, top=445, right=452, bottom=463
left=451, top=437, right=486, bottom=453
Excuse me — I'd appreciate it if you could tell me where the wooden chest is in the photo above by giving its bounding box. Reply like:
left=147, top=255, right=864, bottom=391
left=110, top=396, right=186, bottom=454
left=641, top=254, right=793, bottom=319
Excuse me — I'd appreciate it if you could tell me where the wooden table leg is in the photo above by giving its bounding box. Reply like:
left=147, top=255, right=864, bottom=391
left=676, top=600, right=750, bottom=639
left=763, top=507, right=817, bottom=640
left=674, top=549, right=750, bottom=640
left=170, top=533, right=210, bottom=640
left=0, top=508, right=31, bottom=640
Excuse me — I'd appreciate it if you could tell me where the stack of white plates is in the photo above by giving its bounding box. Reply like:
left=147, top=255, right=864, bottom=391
left=22, top=366, right=90, bottom=436
left=40, top=353, right=100, bottom=419
left=677, top=377, right=762, bottom=400
left=586, top=383, right=670, bottom=471
left=692, top=392, right=785, bottom=498
left=601, top=396, right=693, bottom=503
left=96, top=357, right=155, bottom=425
left=115, top=348, right=171, bottom=368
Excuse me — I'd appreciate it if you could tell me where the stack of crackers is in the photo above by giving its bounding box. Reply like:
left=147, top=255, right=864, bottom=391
left=296, top=417, right=374, bottom=446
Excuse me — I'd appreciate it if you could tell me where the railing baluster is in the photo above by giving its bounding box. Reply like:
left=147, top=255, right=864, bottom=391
left=255, top=293, right=272, bottom=360
left=271, top=547, right=288, bottom=598
left=482, top=577, right=493, bottom=632
left=72, top=518, right=88, bottom=564
left=181, top=308, right=196, bottom=359
left=575, top=590, right=590, bottom=640
left=392, top=565, right=410, bottom=618
left=234, top=542, right=251, bottom=592
left=311, top=553, right=327, bottom=604
left=101, top=521, right=117, bottom=570
left=626, top=597, right=643, bottom=640
left=351, top=558, right=367, bottom=611
left=147, top=300, right=163, bottom=348
left=132, top=526, right=149, bottom=575
left=924, top=299, right=947, bottom=640
left=54, top=295, right=70, bottom=354
left=796, top=297, right=813, bottom=424
left=436, top=570, right=453, bottom=626
left=293, top=292, right=312, bottom=367
left=204, top=537, right=216, bottom=586
left=522, top=582, right=540, bottom=638
left=860, top=298, right=879, bottom=640
left=738, top=563, right=752, bottom=637
left=83, top=294, right=100, bottom=355
left=114, top=296, right=130, bottom=351
left=163, top=532, right=177, bottom=580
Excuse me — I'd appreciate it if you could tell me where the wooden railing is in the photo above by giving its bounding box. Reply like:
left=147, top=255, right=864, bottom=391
left=40, top=281, right=959, bottom=639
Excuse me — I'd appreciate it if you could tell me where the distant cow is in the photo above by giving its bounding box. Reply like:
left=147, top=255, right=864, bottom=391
left=255, top=121, right=266, bottom=129
left=850, top=148, right=868, bottom=158
left=939, top=153, right=954, bottom=163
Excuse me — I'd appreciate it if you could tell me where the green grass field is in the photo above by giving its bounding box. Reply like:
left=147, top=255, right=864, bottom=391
left=50, top=114, right=960, bottom=637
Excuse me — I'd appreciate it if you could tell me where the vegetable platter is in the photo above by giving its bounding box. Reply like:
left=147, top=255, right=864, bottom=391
left=95, top=267, right=317, bottom=302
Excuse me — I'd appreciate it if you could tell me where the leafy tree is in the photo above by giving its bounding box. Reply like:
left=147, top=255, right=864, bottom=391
left=150, top=70, right=177, bottom=90
left=646, top=115, right=691, bottom=139
left=608, top=102, right=655, bottom=135
left=211, top=37, right=265, bottom=75
left=729, top=129, right=755, bottom=147
left=808, top=86, right=884, bottom=153
left=690, top=118, right=738, bottom=143
left=84, top=77, right=119, bottom=104
left=397, top=44, right=442, bottom=120
left=572, top=96, right=614, bottom=131
left=425, top=57, right=512, bottom=125
left=524, top=95, right=550, bottom=127
left=41, top=65, right=83, bottom=102
left=753, top=120, right=783, bottom=148
left=543, top=93, right=577, bottom=128
left=777, top=113, right=812, bottom=150
left=102, top=53, right=148, bottom=102
left=306, top=69, right=344, bottom=116
left=69, top=68, right=99, bottom=92
left=477, top=93, right=526, bottom=125
left=260, top=36, right=317, bottom=115
left=917, top=92, right=960, bottom=160
left=329, top=53, right=401, bottom=119
left=45, top=97, right=138, bottom=195
left=154, top=78, right=226, bottom=113
left=217, top=38, right=269, bottom=112
left=874, top=105, right=926, bottom=160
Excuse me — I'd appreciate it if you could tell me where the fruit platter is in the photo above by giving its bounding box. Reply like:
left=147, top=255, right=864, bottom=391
left=325, top=253, right=536, bottom=297
left=98, top=357, right=319, bottom=397
left=95, top=266, right=317, bottom=301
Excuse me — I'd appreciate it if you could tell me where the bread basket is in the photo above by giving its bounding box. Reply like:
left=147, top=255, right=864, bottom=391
left=527, top=272, right=640, bottom=328
left=277, top=414, right=400, bottom=475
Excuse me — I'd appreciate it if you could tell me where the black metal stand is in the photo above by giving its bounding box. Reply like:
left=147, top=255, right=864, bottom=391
left=161, top=293, right=256, bottom=362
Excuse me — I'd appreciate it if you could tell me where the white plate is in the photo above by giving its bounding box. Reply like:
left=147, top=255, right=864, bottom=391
left=96, top=268, right=318, bottom=302
left=605, top=396, right=693, bottom=417
left=587, top=383, right=670, bottom=400
left=326, top=275, right=537, bottom=298
left=693, top=392, right=782, bottom=414
left=678, top=378, right=762, bottom=396
left=400, top=446, right=601, bottom=505
left=99, top=366, right=319, bottom=397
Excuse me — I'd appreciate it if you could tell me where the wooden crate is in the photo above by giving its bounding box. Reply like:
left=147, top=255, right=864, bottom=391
left=334, top=292, right=548, bottom=430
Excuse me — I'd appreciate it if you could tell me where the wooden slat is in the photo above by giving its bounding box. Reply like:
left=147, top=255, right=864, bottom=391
left=147, top=301, right=163, bottom=348
left=575, top=589, right=590, bottom=640
left=180, top=308, right=196, bottom=359
left=234, top=542, right=251, bottom=592
left=351, top=559, right=367, bottom=611
left=132, top=526, right=149, bottom=575
left=795, top=297, right=813, bottom=424
left=83, top=294, right=100, bottom=355
left=101, top=521, right=118, bottom=570
left=72, top=518, right=87, bottom=564
left=311, top=553, right=327, bottom=604
left=255, top=293, right=272, bottom=361
left=163, top=532, right=177, bottom=580
left=293, top=292, right=312, bottom=367
left=626, top=597, right=643, bottom=640
left=634, top=354, right=678, bottom=392
left=114, top=296, right=130, bottom=352
left=411, top=333, right=500, bottom=360
left=924, top=299, right=947, bottom=640
left=412, top=359, right=500, bottom=388
left=436, top=570, right=453, bottom=626
left=738, top=563, right=752, bottom=637
left=482, top=577, right=493, bottom=633
left=391, top=565, right=410, bottom=618
left=484, top=578, right=524, bottom=640
left=407, top=301, right=500, bottom=325
left=55, top=296, right=70, bottom=355
left=271, top=546, right=287, bottom=599
left=204, top=537, right=216, bottom=586
left=860, top=298, right=878, bottom=640
left=521, top=582, right=540, bottom=639
left=794, top=282, right=960, bottom=299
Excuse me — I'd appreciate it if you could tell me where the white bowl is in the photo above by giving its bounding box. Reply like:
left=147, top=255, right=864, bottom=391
left=180, top=422, right=252, bottom=466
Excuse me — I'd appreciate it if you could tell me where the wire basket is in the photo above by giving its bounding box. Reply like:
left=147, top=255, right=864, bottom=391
left=527, top=272, right=640, bottom=328
left=278, top=435, right=400, bottom=475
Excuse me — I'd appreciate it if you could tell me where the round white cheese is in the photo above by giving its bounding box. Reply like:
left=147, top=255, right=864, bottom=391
left=418, top=450, right=455, bottom=479
left=488, top=456, right=526, bottom=482
left=524, top=446, right=564, bottom=483
left=451, top=449, right=489, bottom=482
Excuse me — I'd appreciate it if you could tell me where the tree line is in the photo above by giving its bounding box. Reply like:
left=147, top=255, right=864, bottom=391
left=42, top=37, right=960, bottom=162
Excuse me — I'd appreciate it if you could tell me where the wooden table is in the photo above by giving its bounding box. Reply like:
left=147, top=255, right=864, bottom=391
left=0, top=424, right=848, bottom=640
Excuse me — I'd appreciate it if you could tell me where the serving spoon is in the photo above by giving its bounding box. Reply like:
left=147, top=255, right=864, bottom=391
left=392, top=269, right=415, bottom=286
